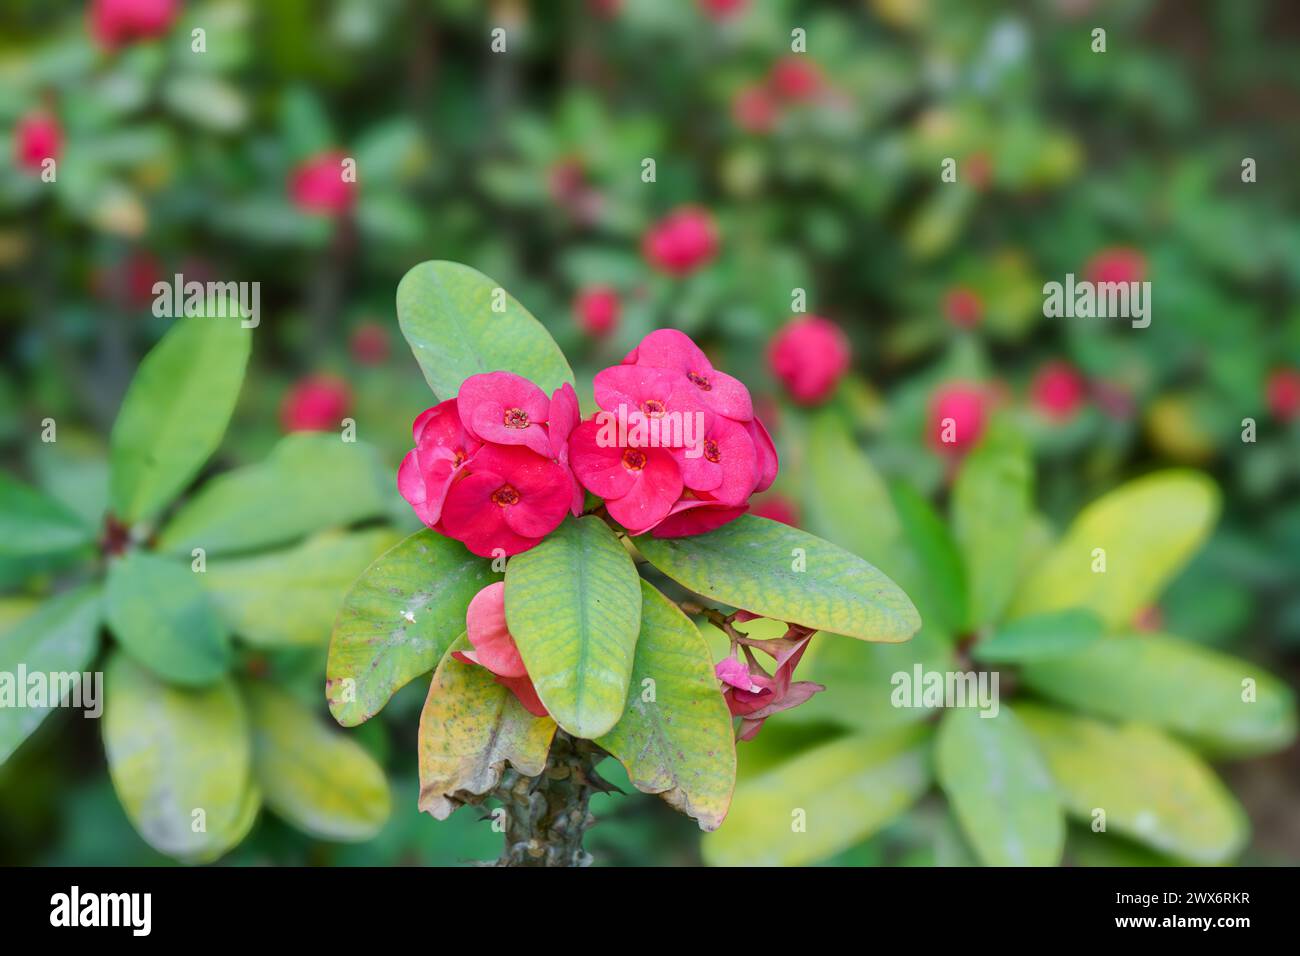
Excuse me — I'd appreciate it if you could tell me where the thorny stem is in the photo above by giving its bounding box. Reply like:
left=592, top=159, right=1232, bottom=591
left=487, top=731, right=616, bottom=867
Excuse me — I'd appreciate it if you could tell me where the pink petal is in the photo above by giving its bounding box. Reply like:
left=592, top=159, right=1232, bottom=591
left=465, top=582, right=528, bottom=678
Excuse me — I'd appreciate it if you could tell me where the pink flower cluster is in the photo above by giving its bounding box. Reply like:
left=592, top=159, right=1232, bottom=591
left=568, top=330, right=777, bottom=538
left=398, top=372, right=583, bottom=557
left=89, top=0, right=178, bottom=49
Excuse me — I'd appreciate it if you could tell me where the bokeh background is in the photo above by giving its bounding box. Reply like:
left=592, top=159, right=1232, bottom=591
left=2, top=0, right=1299, bottom=866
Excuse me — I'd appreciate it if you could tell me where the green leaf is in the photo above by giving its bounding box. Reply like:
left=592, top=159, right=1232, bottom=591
left=102, top=652, right=259, bottom=863
left=505, top=516, right=642, bottom=739
left=1017, top=703, right=1248, bottom=865
left=327, top=530, right=497, bottom=726
left=973, top=609, right=1104, bottom=664
left=793, top=623, right=955, bottom=733
left=156, top=434, right=390, bottom=556
left=637, top=515, right=921, bottom=643
left=109, top=316, right=250, bottom=525
left=701, top=725, right=932, bottom=866
left=203, top=529, right=398, bottom=647
left=1008, top=471, right=1219, bottom=628
left=935, top=704, right=1064, bottom=866
left=951, top=425, right=1032, bottom=630
left=0, top=585, right=102, bottom=766
left=396, top=260, right=574, bottom=400
left=888, top=481, right=967, bottom=635
left=596, top=581, right=736, bottom=831
left=1020, top=635, right=1297, bottom=756
left=418, top=635, right=557, bottom=819
left=105, top=551, right=232, bottom=686
left=0, top=473, right=94, bottom=557
left=244, top=681, right=390, bottom=841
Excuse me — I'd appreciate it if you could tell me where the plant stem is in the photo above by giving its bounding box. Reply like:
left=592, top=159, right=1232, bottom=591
left=488, top=731, right=612, bottom=867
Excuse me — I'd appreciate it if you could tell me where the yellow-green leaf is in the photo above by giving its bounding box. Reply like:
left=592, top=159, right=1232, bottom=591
left=702, top=725, right=932, bottom=866
left=327, top=530, right=497, bottom=726
left=244, top=681, right=390, bottom=841
left=637, top=515, right=920, bottom=643
left=505, top=516, right=641, bottom=739
left=102, top=652, right=259, bottom=862
left=418, top=635, right=557, bottom=819
left=204, top=529, right=398, bottom=647
left=973, top=609, right=1104, bottom=664
left=1008, top=471, right=1219, bottom=628
left=935, top=704, right=1064, bottom=866
left=596, top=581, right=736, bottom=831
left=1020, top=635, right=1296, bottom=756
left=1017, top=703, right=1248, bottom=865
left=396, top=260, right=574, bottom=400
left=157, top=434, right=390, bottom=556
left=109, top=316, right=250, bottom=524
left=0, top=472, right=94, bottom=557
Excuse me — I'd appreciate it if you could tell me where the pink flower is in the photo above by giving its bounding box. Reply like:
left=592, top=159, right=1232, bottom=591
left=651, top=500, right=748, bottom=538
left=439, top=444, right=575, bottom=557
left=1267, top=368, right=1300, bottom=422
left=14, top=112, right=61, bottom=171
left=569, top=422, right=683, bottom=534
left=397, top=399, right=482, bottom=528
left=642, top=207, right=719, bottom=276
left=929, top=382, right=987, bottom=452
left=89, top=0, right=178, bottom=48
left=718, top=628, right=823, bottom=740
left=574, top=286, right=620, bottom=337
left=768, top=57, right=822, bottom=101
left=733, top=85, right=777, bottom=134
left=1086, top=246, right=1146, bottom=286
left=280, top=375, right=351, bottom=433
left=452, top=582, right=548, bottom=718
left=944, top=286, right=983, bottom=329
left=290, top=151, right=355, bottom=215
left=673, top=415, right=758, bottom=505
left=1031, top=361, right=1087, bottom=420
left=622, top=329, right=754, bottom=422
left=767, top=316, right=851, bottom=406
left=459, top=371, right=556, bottom=457
left=350, top=322, right=390, bottom=365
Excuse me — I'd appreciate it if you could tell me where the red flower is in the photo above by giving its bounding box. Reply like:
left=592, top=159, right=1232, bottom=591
left=1267, top=368, right=1300, bottom=422
left=642, top=207, right=719, bottom=276
left=733, top=85, right=777, bottom=134
left=929, top=382, right=988, bottom=452
left=14, top=112, right=61, bottom=171
left=280, top=375, right=351, bottom=433
left=623, top=328, right=754, bottom=422
left=440, top=444, right=575, bottom=557
left=717, top=626, right=823, bottom=740
left=89, top=0, right=178, bottom=48
left=1085, top=246, right=1146, bottom=285
left=349, top=322, right=390, bottom=365
left=1031, top=361, right=1087, bottom=420
left=397, top=399, right=482, bottom=528
left=768, top=57, right=822, bottom=101
left=452, top=582, right=548, bottom=717
left=572, top=329, right=777, bottom=537
left=290, top=151, right=355, bottom=215
left=944, top=286, right=983, bottom=329
left=767, top=316, right=851, bottom=406
left=459, top=371, right=557, bottom=457
left=574, top=286, right=620, bottom=337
